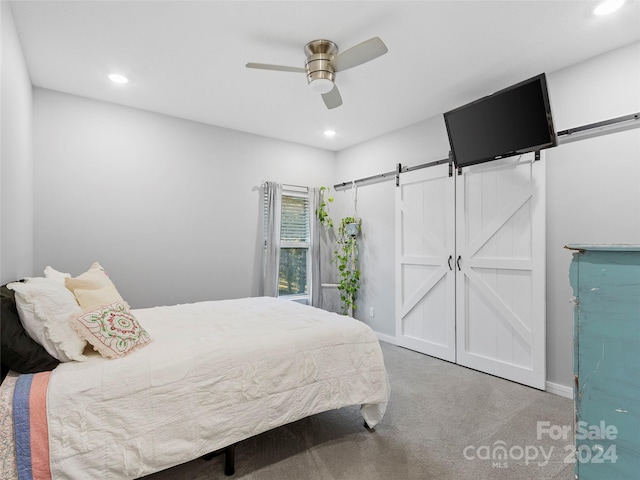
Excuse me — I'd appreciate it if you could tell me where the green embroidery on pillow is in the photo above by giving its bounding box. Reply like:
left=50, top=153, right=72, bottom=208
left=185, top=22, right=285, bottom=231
left=73, top=302, right=151, bottom=359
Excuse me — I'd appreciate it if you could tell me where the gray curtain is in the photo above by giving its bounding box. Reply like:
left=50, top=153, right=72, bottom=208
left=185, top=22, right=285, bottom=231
left=262, top=182, right=282, bottom=297
left=309, top=187, right=322, bottom=308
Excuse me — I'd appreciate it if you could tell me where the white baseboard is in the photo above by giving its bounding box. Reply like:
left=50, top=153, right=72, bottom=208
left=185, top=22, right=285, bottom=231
left=545, top=381, right=573, bottom=399
left=375, top=332, right=398, bottom=345
left=375, top=331, right=574, bottom=400
left=375, top=333, right=574, bottom=400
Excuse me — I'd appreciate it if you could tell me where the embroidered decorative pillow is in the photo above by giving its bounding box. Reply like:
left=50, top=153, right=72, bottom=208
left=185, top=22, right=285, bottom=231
left=71, top=302, right=151, bottom=359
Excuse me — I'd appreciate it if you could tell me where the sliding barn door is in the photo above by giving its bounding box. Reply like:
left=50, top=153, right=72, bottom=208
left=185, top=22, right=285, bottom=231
left=396, top=164, right=456, bottom=361
left=455, top=154, right=546, bottom=389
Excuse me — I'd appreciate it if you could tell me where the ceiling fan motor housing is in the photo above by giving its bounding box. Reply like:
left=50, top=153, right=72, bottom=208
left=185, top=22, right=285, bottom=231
left=304, top=39, right=337, bottom=92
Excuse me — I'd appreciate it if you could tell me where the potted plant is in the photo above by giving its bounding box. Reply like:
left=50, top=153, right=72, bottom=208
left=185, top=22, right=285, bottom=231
left=345, top=220, right=359, bottom=238
left=333, top=216, right=361, bottom=316
left=315, top=187, right=362, bottom=316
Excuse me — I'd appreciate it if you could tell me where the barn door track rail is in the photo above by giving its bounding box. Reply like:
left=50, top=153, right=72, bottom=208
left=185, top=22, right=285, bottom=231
left=333, top=111, right=639, bottom=191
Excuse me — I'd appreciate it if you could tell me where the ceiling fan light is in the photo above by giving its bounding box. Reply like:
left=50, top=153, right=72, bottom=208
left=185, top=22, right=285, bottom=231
left=309, top=78, right=334, bottom=94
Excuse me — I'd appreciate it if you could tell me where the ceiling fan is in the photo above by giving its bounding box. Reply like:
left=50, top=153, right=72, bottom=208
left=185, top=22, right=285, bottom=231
left=246, top=37, right=388, bottom=109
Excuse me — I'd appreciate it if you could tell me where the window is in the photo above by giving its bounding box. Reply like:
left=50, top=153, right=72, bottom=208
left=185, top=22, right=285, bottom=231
left=279, top=192, right=310, bottom=299
left=265, top=186, right=311, bottom=303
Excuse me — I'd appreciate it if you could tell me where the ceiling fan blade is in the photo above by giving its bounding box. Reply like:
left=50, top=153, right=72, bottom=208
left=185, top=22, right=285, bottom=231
left=321, top=85, right=343, bottom=109
left=331, top=37, right=388, bottom=72
left=245, top=63, right=306, bottom=73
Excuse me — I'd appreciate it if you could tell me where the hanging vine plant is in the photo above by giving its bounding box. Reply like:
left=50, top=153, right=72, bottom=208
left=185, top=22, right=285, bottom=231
left=315, top=185, right=362, bottom=316
left=316, top=186, right=334, bottom=229
left=333, top=216, right=361, bottom=316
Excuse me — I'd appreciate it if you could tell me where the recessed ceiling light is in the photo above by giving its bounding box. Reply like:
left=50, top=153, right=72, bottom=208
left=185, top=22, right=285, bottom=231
left=108, top=73, right=129, bottom=84
left=323, top=129, right=336, bottom=138
left=594, top=0, right=625, bottom=15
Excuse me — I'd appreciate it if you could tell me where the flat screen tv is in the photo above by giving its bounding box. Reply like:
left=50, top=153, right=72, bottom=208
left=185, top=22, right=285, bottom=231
left=444, top=73, right=557, bottom=168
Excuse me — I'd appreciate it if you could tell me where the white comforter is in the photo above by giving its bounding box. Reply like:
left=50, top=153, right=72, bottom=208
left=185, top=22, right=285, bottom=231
left=46, top=297, right=390, bottom=479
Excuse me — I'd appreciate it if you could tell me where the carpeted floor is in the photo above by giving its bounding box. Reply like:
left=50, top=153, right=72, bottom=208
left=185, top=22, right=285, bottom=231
left=143, top=342, right=574, bottom=480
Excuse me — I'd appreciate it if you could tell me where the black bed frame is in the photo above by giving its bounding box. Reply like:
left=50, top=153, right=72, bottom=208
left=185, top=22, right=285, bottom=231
left=202, top=444, right=236, bottom=476
left=202, top=421, right=374, bottom=476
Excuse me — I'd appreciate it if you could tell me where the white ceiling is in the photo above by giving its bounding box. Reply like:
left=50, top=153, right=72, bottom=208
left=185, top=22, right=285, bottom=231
left=9, top=0, right=640, bottom=151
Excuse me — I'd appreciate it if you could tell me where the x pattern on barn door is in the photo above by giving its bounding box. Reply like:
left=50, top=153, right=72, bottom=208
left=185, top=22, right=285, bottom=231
left=396, top=154, right=545, bottom=389
left=396, top=163, right=456, bottom=362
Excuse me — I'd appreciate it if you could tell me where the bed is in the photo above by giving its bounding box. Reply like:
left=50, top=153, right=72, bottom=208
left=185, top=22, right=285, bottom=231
left=0, top=265, right=390, bottom=479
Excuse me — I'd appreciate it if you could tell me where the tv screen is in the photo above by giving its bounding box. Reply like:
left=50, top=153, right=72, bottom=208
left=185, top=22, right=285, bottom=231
left=444, top=73, right=557, bottom=168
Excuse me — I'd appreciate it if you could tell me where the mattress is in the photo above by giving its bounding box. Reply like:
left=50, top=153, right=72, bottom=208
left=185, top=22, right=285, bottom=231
left=25, top=296, right=389, bottom=478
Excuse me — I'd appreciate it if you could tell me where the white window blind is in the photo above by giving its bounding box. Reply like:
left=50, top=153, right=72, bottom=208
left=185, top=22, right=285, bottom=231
left=281, top=195, right=309, bottom=243
left=263, top=185, right=311, bottom=303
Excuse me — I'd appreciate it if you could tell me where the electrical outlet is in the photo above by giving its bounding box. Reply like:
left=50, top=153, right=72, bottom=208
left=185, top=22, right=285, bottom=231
left=369, top=307, right=375, bottom=317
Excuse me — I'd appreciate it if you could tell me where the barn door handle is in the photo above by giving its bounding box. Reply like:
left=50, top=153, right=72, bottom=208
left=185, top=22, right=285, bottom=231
left=456, top=255, right=462, bottom=271
left=447, top=255, right=453, bottom=270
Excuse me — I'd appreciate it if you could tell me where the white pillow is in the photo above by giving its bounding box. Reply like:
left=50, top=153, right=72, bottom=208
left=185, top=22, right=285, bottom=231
left=44, top=266, right=71, bottom=283
left=7, top=279, right=87, bottom=362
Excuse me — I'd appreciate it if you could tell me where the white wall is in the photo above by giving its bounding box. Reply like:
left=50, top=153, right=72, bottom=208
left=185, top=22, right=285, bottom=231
left=333, top=116, right=451, bottom=336
left=32, top=89, right=336, bottom=308
left=335, top=41, right=640, bottom=390
left=0, top=0, right=34, bottom=284
left=544, top=41, right=640, bottom=389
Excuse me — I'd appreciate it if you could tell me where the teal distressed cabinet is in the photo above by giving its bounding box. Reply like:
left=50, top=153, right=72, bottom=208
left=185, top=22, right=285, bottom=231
left=568, top=245, right=640, bottom=479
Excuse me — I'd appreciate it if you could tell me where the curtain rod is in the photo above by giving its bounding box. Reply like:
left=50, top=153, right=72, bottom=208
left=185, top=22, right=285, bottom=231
left=333, top=111, right=640, bottom=191
left=261, top=182, right=309, bottom=191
